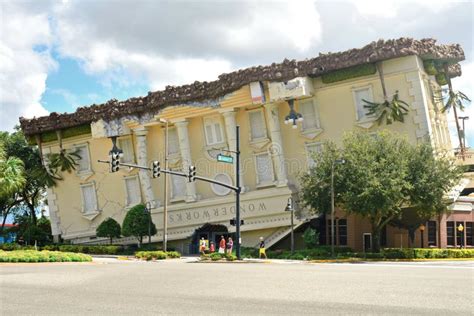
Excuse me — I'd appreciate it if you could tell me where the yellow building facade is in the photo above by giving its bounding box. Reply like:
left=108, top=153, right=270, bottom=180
left=20, top=38, right=470, bottom=252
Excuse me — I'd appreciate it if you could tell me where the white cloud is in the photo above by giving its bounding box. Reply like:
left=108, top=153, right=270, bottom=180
left=51, top=0, right=321, bottom=88
left=0, top=2, right=53, bottom=131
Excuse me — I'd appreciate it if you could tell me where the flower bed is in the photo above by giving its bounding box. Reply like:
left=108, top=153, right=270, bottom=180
left=135, top=251, right=181, bottom=261
left=0, top=250, right=92, bottom=263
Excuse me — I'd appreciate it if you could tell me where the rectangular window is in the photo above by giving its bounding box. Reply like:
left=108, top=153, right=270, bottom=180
left=255, top=153, right=274, bottom=184
left=428, top=221, right=437, bottom=246
left=167, top=128, right=180, bottom=156
left=204, top=117, right=224, bottom=146
left=466, top=222, right=473, bottom=246
left=75, top=144, right=91, bottom=173
left=306, top=143, right=322, bottom=168
left=248, top=110, right=266, bottom=141
left=338, top=219, right=347, bottom=246
left=299, top=99, right=319, bottom=130
left=446, top=221, right=454, bottom=246
left=124, top=176, right=141, bottom=206
left=80, top=183, right=97, bottom=214
left=171, top=174, right=186, bottom=199
left=118, top=138, right=135, bottom=164
left=353, top=87, right=372, bottom=121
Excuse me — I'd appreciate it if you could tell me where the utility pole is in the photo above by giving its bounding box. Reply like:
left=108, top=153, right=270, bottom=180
left=235, top=125, right=242, bottom=260
left=286, top=197, right=294, bottom=254
left=162, top=119, right=169, bottom=252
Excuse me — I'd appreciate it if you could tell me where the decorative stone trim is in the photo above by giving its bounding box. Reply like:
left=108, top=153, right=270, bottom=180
left=21, top=38, right=464, bottom=136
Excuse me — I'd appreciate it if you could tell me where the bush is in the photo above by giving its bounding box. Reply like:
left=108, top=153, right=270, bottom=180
left=135, top=251, right=181, bottom=260
left=210, top=253, right=223, bottom=261
left=226, top=254, right=237, bottom=261
left=122, top=204, right=157, bottom=246
left=303, top=227, right=319, bottom=249
left=0, top=250, right=92, bottom=263
left=382, top=248, right=474, bottom=259
left=321, top=63, right=377, bottom=84
left=423, top=60, right=438, bottom=76
left=57, top=245, right=122, bottom=255
left=96, top=218, right=121, bottom=244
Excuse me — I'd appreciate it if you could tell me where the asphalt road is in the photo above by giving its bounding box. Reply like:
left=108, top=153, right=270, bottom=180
left=1, top=259, right=473, bottom=315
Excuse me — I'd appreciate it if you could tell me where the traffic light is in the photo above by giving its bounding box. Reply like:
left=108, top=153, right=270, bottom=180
left=110, top=152, right=120, bottom=172
left=188, top=165, right=196, bottom=182
left=230, top=218, right=244, bottom=226
left=152, top=161, right=161, bottom=178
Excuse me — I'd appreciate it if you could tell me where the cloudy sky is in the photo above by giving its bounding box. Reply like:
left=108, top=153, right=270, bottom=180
left=0, top=0, right=472, bottom=147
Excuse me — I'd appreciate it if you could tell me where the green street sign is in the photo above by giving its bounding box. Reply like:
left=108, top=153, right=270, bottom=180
left=217, top=154, right=234, bottom=164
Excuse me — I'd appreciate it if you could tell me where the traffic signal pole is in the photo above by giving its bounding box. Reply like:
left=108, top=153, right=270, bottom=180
left=99, top=125, right=243, bottom=259
left=235, top=125, right=241, bottom=260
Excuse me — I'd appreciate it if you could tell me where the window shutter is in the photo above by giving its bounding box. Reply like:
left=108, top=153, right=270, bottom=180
left=125, top=177, right=141, bottom=206
left=205, top=124, right=215, bottom=145
left=119, top=138, right=134, bottom=163
left=77, top=146, right=90, bottom=172
left=300, top=100, right=318, bottom=130
left=249, top=111, right=266, bottom=140
left=82, top=185, right=97, bottom=213
left=214, top=123, right=223, bottom=143
left=306, top=143, right=322, bottom=168
left=355, top=88, right=370, bottom=120
left=256, top=153, right=273, bottom=183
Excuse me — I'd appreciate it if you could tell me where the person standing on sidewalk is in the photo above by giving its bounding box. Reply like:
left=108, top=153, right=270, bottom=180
left=227, top=237, right=234, bottom=255
left=259, top=237, right=267, bottom=259
left=218, top=236, right=226, bottom=254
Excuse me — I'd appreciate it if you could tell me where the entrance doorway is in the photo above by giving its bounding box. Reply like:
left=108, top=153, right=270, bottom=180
left=190, top=223, right=230, bottom=254
left=363, top=233, right=372, bottom=252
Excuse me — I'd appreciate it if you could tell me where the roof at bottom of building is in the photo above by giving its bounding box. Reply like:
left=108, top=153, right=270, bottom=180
left=19, top=37, right=465, bottom=137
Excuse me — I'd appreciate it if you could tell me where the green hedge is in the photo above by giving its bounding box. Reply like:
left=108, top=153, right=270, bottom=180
left=135, top=251, right=182, bottom=261
left=201, top=253, right=237, bottom=261
left=54, top=245, right=123, bottom=255
left=0, top=243, right=36, bottom=251
left=0, top=250, right=92, bottom=263
left=382, top=248, right=474, bottom=259
left=35, top=124, right=92, bottom=144
left=435, top=73, right=448, bottom=86
left=423, top=60, right=438, bottom=76
left=321, top=63, right=376, bottom=84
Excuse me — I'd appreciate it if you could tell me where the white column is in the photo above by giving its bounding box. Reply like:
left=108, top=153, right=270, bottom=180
left=221, top=109, right=245, bottom=191
left=264, top=103, right=288, bottom=186
left=134, top=127, right=156, bottom=207
left=175, top=120, right=197, bottom=202
left=41, top=147, right=61, bottom=241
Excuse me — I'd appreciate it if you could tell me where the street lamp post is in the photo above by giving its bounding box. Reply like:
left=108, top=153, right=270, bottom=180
left=331, top=159, right=345, bottom=258
left=457, top=223, right=464, bottom=248
left=284, top=99, right=303, bottom=129
left=458, top=116, right=469, bottom=155
left=285, top=197, right=295, bottom=254
left=160, top=118, right=169, bottom=252
left=419, top=224, right=425, bottom=248
left=145, top=201, right=152, bottom=244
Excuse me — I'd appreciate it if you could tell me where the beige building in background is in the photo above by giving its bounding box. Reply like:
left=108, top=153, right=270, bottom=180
left=20, top=38, right=472, bottom=253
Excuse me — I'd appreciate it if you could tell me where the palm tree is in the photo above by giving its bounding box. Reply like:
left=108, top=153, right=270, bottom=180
left=363, top=62, right=410, bottom=125
left=0, top=145, right=25, bottom=198
left=440, top=63, right=471, bottom=159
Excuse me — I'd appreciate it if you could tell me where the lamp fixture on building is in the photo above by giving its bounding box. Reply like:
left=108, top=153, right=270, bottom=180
left=284, top=99, right=303, bottom=129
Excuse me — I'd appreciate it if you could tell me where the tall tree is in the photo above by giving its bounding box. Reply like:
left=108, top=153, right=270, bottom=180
left=440, top=63, right=471, bottom=158
left=363, top=62, right=410, bottom=125
left=122, top=204, right=157, bottom=247
left=300, top=131, right=462, bottom=252
left=96, top=217, right=122, bottom=244
left=0, top=144, right=25, bottom=198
